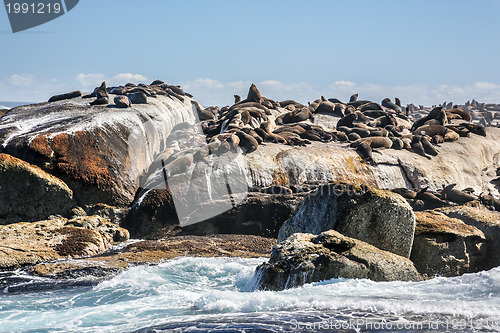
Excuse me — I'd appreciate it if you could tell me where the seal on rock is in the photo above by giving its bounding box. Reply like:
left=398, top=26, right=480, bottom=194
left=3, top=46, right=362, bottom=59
left=128, top=91, right=148, bottom=104
left=114, top=96, right=131, bottom=108
left=48, top=91, right=82, bottom=103
left=234, top=130, right=259, bottom=153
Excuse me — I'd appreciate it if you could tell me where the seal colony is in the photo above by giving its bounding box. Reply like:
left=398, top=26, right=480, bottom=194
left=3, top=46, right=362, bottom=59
left=47, top=81, right=500, bottom=213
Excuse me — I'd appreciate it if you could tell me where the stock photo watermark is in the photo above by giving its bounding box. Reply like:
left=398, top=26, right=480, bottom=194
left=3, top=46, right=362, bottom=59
left=3, top=0, right=79, bottom=33
left=289, top=318, right=500, bottom=331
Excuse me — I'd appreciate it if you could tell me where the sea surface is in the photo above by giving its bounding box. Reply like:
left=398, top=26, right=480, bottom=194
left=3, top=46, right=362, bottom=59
left=0, top=102, right=33, bottom=110
left=0, top=257, right=499, bottom=332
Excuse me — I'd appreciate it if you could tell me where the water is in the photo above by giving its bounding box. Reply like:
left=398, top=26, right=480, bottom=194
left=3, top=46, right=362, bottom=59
left=1, top=257, right=499, bottom=332
left=0, top=102, right=33, bottom=109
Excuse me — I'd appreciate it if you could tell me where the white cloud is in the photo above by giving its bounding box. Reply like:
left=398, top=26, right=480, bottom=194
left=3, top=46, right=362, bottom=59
left=75, top=73, right=106, bottom=88
left=8, top=74, right=35, bottom=86
left=75, top=72, right=148, bottom=90
left=110, top=73, right=148, bottom=86
left=192, top=78, right=225, bottom=89
left=333, top=80, right=356, bottom=87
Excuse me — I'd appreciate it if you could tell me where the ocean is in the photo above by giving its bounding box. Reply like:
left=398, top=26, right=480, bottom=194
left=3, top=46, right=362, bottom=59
left=0, top=102, right=34, bottom=110
left=0, top=257, right=499, bottom=332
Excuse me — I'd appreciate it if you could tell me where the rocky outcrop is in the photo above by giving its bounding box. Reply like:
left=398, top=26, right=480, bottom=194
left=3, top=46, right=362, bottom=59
left=0, top=93, right=198, bottom=206
left=255, top=230, right=422, bottom=291
left=0, top=153, right=74, bottom=224
left=410, top=211, right=486, bottom=278
left=278, top=183, right=415, bottom=258
left=436, top=205, right=500, bottom=270
left=31, top=234, right=276, bottom=278
left=0, top=215, right=129, bottom=269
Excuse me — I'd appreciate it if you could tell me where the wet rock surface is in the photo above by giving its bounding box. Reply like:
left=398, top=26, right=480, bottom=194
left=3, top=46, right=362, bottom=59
left=278, top=183, right=415, bottom=258
left=0, top=153, right=74, bottom=224
left=255, top=230, right=422, bottom=291
left=410, top=210, right=486, bottom=278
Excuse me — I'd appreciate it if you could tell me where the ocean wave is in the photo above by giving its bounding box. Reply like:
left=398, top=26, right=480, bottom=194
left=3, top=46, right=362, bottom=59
left=0, top=257, right=499, bottom=332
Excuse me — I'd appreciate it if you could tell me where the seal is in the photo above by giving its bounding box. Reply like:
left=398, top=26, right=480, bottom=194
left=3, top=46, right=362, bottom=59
left=381, top=98, right=401, bottom=113
left=349, top=93, right=358, bottom=103
left=278, top=108, right=312, bottom=124
left=164, top=154, right=193, bottom=177
left=348, top=132, right=362, bottom=142
left=480, top=192, right=500, bottom=211
left=395, top=97, right=402, bottom=107
left=150, top=79, right=164, bottom=85
left=235, top=130, right=259, bottom=153
left=315, top=100, right=343, bottom=116
left=392, top=188, right=417, bottom=199
left=441, top=184, right=477, bottom=204
left=391, top=138, right=404, bottom=150
left=415, top=188, right=449, bottom=210
left=420, top=136, right=438, bottom=156
left=446, top=107, right=471, bottom=121
left=460, top=123, right=486, bottom=136
left=234, top=95, right=241, bottom=104
left=356, top=141, right=375, bottom=165
left=350, top=137, right=392, bottom=149
left=48, top=90, right=82, bottom=103
left=242, top=84, right=262, bottom=104
left=128, top=91, right=148, bottom=104
left=413, top=125, right=459, bottom=142
left=90, top=82, right=109, bottom=106
left=411, top=107, right=446, bottom=131
left=114, top=95, right=131, bottom=108
left=359, top=102, right=384, bottom=112
left=411, top=135, right=430, bottom=159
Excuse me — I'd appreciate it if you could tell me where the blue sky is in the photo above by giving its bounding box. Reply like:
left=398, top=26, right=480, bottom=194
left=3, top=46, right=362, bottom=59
left=1, top=0, right=500, bottom=106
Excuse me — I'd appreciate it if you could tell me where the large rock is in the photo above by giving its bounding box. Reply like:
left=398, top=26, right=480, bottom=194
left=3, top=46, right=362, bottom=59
left=0, top=153, right=74, bottom=224
left=410, top=211, right=486, bottom=278
left=0, top=94, right=199, bottom=206
left=0, top=215, right=129, bottom=269
left=436, top=205, right=500, bottom=270
left=278, top=183, right=415, bottom=258
left=255, top=230, right=422, bottom=291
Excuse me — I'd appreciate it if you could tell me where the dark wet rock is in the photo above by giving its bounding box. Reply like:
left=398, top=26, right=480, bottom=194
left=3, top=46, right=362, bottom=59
left=410, top=211, right=486, bottom=278
left=181, top=193, right=305, bottom=238
left=0, top=153, right=74, bottom=224
left=125, top=190, right=304, bottom=239
left=123, top=189, right=178, bottom=239
left=255, top=230, right=422, bottom=291
left=278, top=183, right=415, bottom=258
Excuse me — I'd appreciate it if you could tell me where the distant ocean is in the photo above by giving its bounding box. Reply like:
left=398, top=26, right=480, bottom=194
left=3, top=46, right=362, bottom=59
left=1, top=257, right=499, bottom=332
left=0, top=101, right=33, bottom=109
